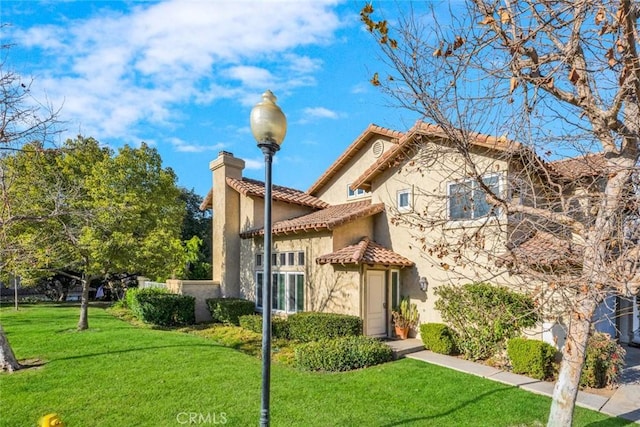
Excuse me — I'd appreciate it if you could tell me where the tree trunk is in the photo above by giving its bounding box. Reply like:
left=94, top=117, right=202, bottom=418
left=547, top=296, right=597, bottom=426
left=0, top=324, right=22, bottom=372
left=77, top=276, right=90, bottom=331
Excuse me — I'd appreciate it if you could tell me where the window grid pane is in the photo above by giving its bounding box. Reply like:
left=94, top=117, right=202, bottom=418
left=287, top=274, right=296, bottom=312
left=296, top=274, right=304, bottom=312
left=256, top=273, right=263, bottom=308
left=449, top=182, right=472, bottom=220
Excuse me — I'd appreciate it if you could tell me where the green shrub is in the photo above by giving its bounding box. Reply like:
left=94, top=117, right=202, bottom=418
left=294, top=336, right=392, bottom=371
left=434, top=282, right=538, bottom=361
left=206, top=298, right=255, bottom=325
left=135, top=292, right=195, bottom=326
left=420, top=323, right=457, bottom=355
left=239, top=314, right=290, bottom=339
left=580, top=332, right=626, bottom=388
left=288, top=312, right=362, bottom=342
left=239, top=314, right=262, bottom=333
left=507, top=338, right=557, bottom=380
left=126, top=287, right=168, bottom=316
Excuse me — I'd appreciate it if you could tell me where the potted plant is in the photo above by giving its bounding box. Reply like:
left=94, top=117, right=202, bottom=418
left=391, top=297, right=419, bottom=339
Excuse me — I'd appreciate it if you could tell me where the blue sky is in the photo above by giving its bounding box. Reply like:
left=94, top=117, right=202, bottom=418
left=2, top=0, right=429, bottom=198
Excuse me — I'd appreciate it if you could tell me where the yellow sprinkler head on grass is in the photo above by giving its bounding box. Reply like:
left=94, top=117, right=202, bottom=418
left=39, top=413, right=65, bottom=427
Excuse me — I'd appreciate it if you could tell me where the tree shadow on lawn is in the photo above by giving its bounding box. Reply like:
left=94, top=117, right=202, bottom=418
left=377, top=386, right=631, bottom=427
left=50, top=342, right=225, bottom=362
left=378, top=386, right=515, bottom=427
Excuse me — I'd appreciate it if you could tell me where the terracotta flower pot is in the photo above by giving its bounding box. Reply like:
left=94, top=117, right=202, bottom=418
left=395, top=325, right=410, bottom=340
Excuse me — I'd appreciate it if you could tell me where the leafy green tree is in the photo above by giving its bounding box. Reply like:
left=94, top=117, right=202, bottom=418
left=179, top=188, right=212, bottom=279
left=3, top=137, right=186, bottom=330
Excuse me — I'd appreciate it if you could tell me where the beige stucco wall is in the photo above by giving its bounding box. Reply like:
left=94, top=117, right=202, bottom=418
left=368, top=142, right=521, bottom=327
left=314, top=135, right=397, bottom=204
left=210, top=154, right=243, bottom=297
left=243, top=196, right=315, bottom=232
left=166, top=279, right=221, bottom=322
left=239, top=232, right=361, bottom=317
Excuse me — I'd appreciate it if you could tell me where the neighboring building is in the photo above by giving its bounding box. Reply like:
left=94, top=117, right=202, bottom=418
left=201, top=122, right=639, bottom=344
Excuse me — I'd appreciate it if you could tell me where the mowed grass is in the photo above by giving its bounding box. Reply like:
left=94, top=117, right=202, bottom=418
left=0, top=304, right=631, bottom=427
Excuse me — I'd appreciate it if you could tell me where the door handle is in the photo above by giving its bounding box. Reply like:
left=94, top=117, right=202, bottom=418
left=383, top=302, right=387, bottom=308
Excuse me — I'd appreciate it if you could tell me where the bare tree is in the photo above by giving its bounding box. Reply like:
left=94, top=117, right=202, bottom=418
left=362, top=2, right=639, bottom=425
left=0, top=39, right=61, bottom=372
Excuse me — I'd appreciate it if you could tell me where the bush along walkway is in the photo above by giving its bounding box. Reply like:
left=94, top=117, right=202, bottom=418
left=386, top=339, right=640, bottom=424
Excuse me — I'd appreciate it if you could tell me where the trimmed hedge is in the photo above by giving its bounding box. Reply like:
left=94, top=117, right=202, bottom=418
left=294, top=336, right=393, bottom=371
left=507, top=338, right=557, bottom=380
left=238, top=314, right=290, bottom=339
left=206, top=298, right=255, bottom=325
left=126, top=287, right=168, bottom=316
left=132, top=290, right=195, bottom=326
left=288, top=312, right=362, bottom=342
left=420, top=323, right=457, bottom=355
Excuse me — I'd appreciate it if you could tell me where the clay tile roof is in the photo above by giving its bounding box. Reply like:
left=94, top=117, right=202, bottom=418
left=307, top=123, right=403, bottom=195
left=316, top=237, right=414, bottom=267
left=499, top=231, right=583, bottom=269
left=227, top=177, right=329, bottom=209
left=351, top=121, right=521, bottom=191
left=240, top=200, right=385, bottom=238
left=199, top=177, right=328, bottom=211
left=549, top=153, right=607, bottom=180
left=199, top=189, right=214, bottom=211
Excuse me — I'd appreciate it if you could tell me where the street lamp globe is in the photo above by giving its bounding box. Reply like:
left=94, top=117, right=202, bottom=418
left=250, top=90, right=287, bottom=149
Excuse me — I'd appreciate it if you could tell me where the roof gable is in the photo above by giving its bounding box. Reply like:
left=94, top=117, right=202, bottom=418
left=306, top=124, right=403, bottom=196
left=350, top=121, right=521, bottom=191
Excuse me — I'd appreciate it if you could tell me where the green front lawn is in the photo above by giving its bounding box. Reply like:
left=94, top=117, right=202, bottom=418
left=0, top=304, right=631, bottom=426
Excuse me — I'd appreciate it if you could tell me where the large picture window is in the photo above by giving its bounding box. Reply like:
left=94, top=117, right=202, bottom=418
left=255, top=271, right=304, bottom=313
left=448, top=175, right=500, bottom=220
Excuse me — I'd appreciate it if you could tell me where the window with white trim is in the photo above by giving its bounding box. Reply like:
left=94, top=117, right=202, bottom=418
left=347, top=184, right=370, bottom=199
left=448, top=174, right=501, bottom=221
left=255, top=250, right=305, bottom=313
left=397, top=188, right=412, bottom=212
left=255, top=272, right=304, bottom=313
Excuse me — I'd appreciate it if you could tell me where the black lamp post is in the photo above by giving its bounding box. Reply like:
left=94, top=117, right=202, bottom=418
left=250, top=90, right=287, bottom=427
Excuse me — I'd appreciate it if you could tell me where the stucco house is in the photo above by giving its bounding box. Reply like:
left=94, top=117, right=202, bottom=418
left=201, top=121, right=639, bottom=345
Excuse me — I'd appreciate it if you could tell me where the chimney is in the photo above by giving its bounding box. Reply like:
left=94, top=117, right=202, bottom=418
left=210, top=151, right=245, bottom=297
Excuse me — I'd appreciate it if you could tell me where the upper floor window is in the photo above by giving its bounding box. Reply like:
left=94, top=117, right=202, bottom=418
left=347, top=184, right=370, bottom=199
left=397, top=188, right=412, bottom=212
left=256, top=251, right=305, bottom=267
left=448, top=174, right=501, bottom=221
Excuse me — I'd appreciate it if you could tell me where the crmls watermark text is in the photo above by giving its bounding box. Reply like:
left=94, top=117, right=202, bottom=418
left=176, top=412, right=228, bottom=425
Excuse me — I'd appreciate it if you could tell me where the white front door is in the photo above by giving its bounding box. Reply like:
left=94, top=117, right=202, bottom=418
left=366, top=270, right=386, bottom=336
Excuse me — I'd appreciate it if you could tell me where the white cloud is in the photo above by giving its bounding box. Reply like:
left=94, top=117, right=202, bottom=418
left=169, top=137, right=225, bottom=153
left=243, top=157, right=265, bottom=170
left=303, top=107, right=339, bottom=119
left=10, top=0, right=343, bottom=147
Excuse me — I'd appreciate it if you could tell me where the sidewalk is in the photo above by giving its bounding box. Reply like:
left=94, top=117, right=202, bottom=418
left=387, top=339, right=640, bottom=424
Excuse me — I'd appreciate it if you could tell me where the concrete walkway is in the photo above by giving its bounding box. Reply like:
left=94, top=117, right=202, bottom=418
left=386, top=339, right=640, bottom=424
